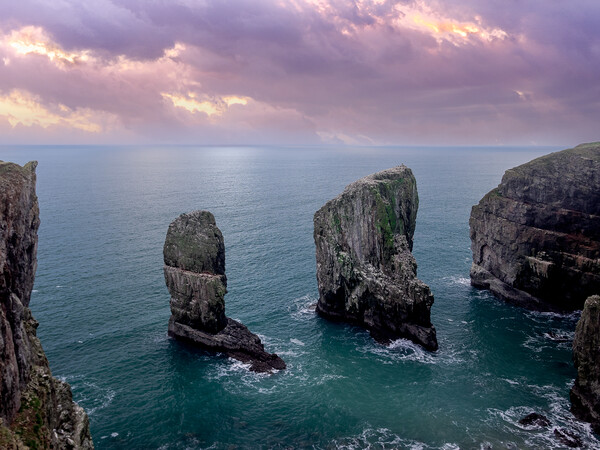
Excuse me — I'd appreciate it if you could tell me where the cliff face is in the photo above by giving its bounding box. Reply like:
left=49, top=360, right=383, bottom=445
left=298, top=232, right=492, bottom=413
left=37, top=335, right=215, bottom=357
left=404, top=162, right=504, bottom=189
left=314, top=166, right=437, bottom=351
left=470, top=142, right=600, bottom=311
left=0, top=161, right=93, bottom=449
left=571, top=295, right=600, bottom=432
left=165, top=211, right=285, bottom=373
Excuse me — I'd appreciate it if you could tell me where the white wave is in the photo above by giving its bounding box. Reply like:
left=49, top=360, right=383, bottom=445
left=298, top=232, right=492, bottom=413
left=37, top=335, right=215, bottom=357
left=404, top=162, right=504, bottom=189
left=525, top=309, right=580, bottom=322
left=358, top=338, right=464, bottom=366
left=290, top=338, right=305, bottom=346
left=288, top=293, right=318, bottom=320
left=110, top=432, right=119, bottom=438
left=315, top=373, right=346, bottom=385
left=502, top=378, right=520, bottom=385
left=487, top=382, right=600, bottom=448
left=32, top=289, right=38, bottom=293
left=330, top=427, right=459, bottom=450
left=522, top=329, right=575, bottom=353
left=84, top=385, right=116, bottom=416
left=442, top=276, right=471, bottom=287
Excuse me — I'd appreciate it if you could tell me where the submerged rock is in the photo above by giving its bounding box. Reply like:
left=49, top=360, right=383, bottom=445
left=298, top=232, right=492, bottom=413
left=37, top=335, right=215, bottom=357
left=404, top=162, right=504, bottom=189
left=313, top=166, right=437, bottom=351
left=470, top=142, right=600, bottom=311
left=553, top=428, right=583, bottom=448
left=571, top=295, right=600, bottom=431
left=518, top=412, right=550, bottom=428
left=0, top=161, right=93, bottom=449
left=165, top=211, right=285, bottom=373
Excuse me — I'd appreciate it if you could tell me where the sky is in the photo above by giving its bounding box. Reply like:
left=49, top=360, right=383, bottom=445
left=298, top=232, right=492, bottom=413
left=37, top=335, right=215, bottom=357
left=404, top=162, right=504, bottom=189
left=0, top=0, right=599, bottom=146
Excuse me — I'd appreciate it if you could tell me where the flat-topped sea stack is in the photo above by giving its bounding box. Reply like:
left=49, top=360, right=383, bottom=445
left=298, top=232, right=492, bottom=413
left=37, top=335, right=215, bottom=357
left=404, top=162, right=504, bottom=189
left=165, top=211, right=285, bottom=373
left=0, top=161, right=93, bottom=449
left=571, top=295, right=600, bottom=432
left=470, top=142, right=600, bottom=311
left=314, top=166, right=438, bottom=351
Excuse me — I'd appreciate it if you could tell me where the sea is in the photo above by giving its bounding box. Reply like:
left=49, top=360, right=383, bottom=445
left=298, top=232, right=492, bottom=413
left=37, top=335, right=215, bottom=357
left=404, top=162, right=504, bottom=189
left=1, top=145, right=596, bottom=449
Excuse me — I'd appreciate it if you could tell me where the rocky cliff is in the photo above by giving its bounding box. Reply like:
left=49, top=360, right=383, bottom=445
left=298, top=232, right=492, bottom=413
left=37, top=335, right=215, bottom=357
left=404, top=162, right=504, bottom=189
left=313, top=166, right=437, bottom=351
left=571, top=295, right=600, bottom=432
left=470, top=142, right=600, bottom=311
left=0, top=161, right=93, bottom=449
left=165, top=211, right=285, bottom=373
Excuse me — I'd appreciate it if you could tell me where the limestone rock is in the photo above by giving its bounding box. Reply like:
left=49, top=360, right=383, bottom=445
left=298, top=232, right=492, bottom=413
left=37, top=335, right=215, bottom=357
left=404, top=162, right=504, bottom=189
left=571, top=295, right=600, bottom=431
left=165, top=211, right=285, bottom=373
left=0, top=161, right=93, bottom=449
left=313, top=166, right=437, bottom=351
left=470, top=142, right=600, bottom=311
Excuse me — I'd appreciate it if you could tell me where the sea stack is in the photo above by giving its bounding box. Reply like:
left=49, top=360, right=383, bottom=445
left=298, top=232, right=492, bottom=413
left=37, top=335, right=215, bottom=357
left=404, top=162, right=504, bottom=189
left=314, top=166, right=437, bottom=351
left=165, top=211, right=285, bottom=373
left=0, top=161, right=94, bottom=449
left=571, top=295, right=600, bottom=432
left=469, top=142, right=600, bottom=311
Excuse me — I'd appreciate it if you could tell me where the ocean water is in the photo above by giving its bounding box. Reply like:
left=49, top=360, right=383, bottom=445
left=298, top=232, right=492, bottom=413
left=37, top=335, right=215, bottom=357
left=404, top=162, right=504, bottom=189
left=1, top=145, right=596, bottom=449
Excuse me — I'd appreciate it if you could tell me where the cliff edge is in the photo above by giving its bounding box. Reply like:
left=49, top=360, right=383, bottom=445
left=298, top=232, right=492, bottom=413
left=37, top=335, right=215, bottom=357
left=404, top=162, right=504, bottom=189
left=165, top=211, right=285, bottom=373
left=314, top=166, right=437, bottom=351
left=470, top=142, right=600, bottom=311
left=0, top=161, right=93, bottom=449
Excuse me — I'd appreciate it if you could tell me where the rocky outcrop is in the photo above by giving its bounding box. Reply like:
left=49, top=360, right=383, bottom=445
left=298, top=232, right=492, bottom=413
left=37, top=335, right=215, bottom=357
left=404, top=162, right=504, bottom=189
left=313, top=166, right=437, bottom=351
left=0, top=161, right=93, bottom=449
left=470, top=142, right=600, bottom=311
left=165, top=211, right=285, bottom=373
left=571, top=295, right=600, bottom=431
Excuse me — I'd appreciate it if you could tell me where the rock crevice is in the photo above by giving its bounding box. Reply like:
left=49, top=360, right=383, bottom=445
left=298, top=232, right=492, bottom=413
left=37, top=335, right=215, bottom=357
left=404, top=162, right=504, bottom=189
left=313, top=166, right=437, bottom=351
left=165, top=210, right=285, bottom=373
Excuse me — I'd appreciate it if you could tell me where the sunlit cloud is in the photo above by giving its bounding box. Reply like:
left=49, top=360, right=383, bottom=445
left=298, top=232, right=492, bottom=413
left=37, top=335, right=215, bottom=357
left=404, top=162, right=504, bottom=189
left=5, top=26, right=89, bottom=65
left=0, top=90, right=113, bottom=132
left=394, top=3, right=508, bottom=44
left=162, top=92, right=251, bottom=117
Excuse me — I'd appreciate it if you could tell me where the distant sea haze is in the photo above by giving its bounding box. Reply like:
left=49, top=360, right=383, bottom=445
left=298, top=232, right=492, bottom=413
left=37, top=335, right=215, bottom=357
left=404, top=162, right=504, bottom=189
left=2, top=145, right=594, bottom=449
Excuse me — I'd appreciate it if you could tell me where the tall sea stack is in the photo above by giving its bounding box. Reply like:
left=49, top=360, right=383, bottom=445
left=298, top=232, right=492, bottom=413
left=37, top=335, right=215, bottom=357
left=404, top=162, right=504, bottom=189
left=469, top=142, right=600, bottom=311
left=571, top=295, right=600, bottom=432
left=314, top=166, right=437, bottom=351
left=165, top=211, right=285, bottom=373
left=0, top=161, right=93, bottom=449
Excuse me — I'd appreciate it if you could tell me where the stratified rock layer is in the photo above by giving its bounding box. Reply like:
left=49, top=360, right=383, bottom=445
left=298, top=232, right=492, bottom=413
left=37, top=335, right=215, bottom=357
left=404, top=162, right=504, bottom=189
left=470, top=142, right=600, bottom=311
left=314, top=166, right=437, bottom=351
left=165, top=211, right=285, bottom=373
left=0, top=161, right=93, bottom=449
left=571, top=295, right=600, bottom=432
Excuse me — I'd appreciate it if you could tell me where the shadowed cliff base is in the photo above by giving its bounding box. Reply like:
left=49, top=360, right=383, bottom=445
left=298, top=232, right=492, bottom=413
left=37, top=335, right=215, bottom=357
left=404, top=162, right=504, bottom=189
left=164, top=210, right=285, bottom=373
left=314, top=166, right=437, bottom=351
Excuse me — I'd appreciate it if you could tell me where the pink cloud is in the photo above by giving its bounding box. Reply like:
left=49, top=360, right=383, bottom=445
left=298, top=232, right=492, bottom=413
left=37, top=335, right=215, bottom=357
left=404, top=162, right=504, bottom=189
left=0, top=0, right=598, bottom=145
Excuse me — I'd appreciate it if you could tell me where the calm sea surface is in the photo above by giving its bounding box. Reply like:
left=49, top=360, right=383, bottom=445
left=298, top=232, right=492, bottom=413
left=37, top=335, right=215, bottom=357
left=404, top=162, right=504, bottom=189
left=1, top=145, right=596, bottom=449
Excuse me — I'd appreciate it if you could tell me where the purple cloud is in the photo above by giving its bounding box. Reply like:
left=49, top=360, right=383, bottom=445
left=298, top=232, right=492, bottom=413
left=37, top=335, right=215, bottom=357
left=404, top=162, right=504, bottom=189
left=0, top=0, right=598, bottom=145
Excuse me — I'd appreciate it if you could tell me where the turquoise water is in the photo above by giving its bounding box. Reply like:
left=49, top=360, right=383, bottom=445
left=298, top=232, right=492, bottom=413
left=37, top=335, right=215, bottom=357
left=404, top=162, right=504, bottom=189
left=1, top=145, right=596, bottom=449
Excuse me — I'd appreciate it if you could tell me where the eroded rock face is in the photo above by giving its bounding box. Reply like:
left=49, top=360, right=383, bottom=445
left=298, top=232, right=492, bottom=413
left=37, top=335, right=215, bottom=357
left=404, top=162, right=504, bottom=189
left=0, top=161, right=93, bottom=449
left=470, top=142, right=600, bottom=311
left=314, top=166, right=437, bottom=351
left=571, top=295, right=600, bottom=432
left=164, top=211, right=227, bottom=334
left=165, top=211, right=285, bottom=373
